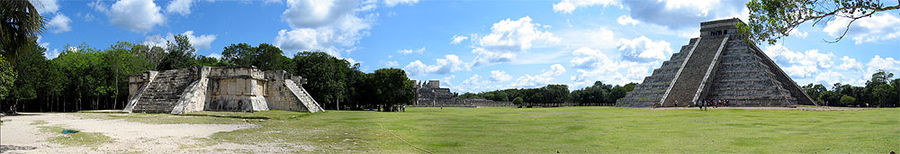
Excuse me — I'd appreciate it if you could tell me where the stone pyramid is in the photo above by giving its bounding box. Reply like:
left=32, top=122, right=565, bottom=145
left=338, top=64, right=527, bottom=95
left=616, top=18, right=816, bottom=107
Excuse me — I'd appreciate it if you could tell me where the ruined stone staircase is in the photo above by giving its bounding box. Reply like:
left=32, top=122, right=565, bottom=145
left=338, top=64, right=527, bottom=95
left=131, top=69, right=198, bottom=113
left=661, top=36, right=728, bottom=106
left=615, top=39, right=697, bottom=107
left=285, top=80, right=324, bottom=112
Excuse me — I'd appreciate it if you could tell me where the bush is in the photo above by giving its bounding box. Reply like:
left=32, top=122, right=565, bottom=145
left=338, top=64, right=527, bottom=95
left=512, top=97, right=524, bottom=105
left=840, top=95, right=856, bottom=106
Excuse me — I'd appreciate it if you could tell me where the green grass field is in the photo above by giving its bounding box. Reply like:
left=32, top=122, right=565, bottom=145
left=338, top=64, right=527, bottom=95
left=87, top=107, right=900, bottom=153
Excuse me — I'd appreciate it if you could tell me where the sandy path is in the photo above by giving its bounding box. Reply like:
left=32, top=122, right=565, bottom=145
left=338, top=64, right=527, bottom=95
left=0, top=113, right=259, bottom=153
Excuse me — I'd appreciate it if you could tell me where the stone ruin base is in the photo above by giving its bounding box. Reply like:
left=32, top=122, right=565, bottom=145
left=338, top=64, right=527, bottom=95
left=123, top=66, right=324, bottom=114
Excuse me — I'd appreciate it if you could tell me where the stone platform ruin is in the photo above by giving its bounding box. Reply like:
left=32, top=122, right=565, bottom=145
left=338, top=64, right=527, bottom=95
left=616, top=18, right=816, bottom=107
left=123, top=66, right=324, bottom=114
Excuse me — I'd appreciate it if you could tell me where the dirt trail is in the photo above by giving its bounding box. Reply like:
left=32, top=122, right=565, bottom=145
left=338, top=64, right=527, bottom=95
left=0, top=112, right=269, bottom=153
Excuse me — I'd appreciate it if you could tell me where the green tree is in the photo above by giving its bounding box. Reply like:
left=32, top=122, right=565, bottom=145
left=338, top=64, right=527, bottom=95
left=840, top=95, right=856, bottom=106
left=1, top=0, right=46, bottom=65
left=221, top=43, right=292, bottom=71
left=293, top=51, right=359, bottom=109
left=742, top=0, right=900, bottom=44
left=8, top=40, right=46, bottom=113
left=158, top=34, right=197, bottom=70
left=866, top=71, right=894, bottom=106
left=369, top=68, right=415, bottom=112
left=0, top=55, right=14, bottom=99
left=803, top=83, right=828, bottom=103
left=512, top=97, right=524, bottom=105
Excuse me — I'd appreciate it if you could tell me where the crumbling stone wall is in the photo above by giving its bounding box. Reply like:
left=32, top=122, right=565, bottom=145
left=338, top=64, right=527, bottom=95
left=125, top=66, right=323, bottom=114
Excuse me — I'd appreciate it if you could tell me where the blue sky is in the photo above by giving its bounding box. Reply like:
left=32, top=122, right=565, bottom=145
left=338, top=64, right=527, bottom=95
left=34, top=0, right=900, bottom=93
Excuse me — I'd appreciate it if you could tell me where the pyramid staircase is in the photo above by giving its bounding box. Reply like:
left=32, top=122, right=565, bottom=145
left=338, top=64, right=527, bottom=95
left=130, top=69, right=198, bottom=113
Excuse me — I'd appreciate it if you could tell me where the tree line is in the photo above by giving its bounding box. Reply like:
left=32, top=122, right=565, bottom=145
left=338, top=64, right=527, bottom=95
left=459, top=81, right=637, bottom=106
left=802, top=71, right=900, bottom=107
left=0, top=34, right=415, bottom=113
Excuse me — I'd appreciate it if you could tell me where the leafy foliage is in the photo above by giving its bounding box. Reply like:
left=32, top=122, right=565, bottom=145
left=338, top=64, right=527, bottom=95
left=803, top=70, right=900, bottom=107
left=741, top=0, right=900, bottom=44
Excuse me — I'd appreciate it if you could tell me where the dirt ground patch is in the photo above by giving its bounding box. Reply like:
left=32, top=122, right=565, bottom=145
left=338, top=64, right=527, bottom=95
left=0, top=112, right=300, bottom=153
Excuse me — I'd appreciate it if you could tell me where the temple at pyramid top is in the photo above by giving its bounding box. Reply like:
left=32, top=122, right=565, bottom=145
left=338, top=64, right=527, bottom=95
left=616, top=18, right=816, bottom=107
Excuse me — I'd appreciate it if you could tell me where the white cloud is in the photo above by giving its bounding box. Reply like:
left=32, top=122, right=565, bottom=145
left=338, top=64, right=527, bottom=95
left=865, top=55, right=900, bottom=76
left=398, top=47, right=425, bottom=54
left=30, top=0, right=70, bottom=33
left=570, top=47, right=613, bottom=69
left=385, top=60, right=399, bottom=68
left=617, top=36, right=673, bottom=62
left=789, top=28, right=808, bottom=39
left=823, top=13, right=900, bottom=44
left=207, top=53, right=222, bottom=59
left=615, top=0, right=747, bottom=29
left=47, top=13, right=72, bottom=33
left=166, top=0, right=194, bottom=16
left=30, top=0, right=59, bottom=14
left=616, top=15, right=639, bottom=26
left=764, top=44, right=835, bottom=78
left=512, top=64, right=567, bottom=87
left=384, top=0, right=418, bottom=7
left=275, top=0, right=374, bottom=57
left=836, top=56, right=862, bottom=70
left=489, top=70, right=513, bottom=82
left=472, top=16, right=559, bottom=65
left=182, top=31, right=217, bottom=49
left=553, top=0, right=618, bottom=14
left=450, top=35, right=469, bottom=44
left=45, top=49, right=61, bottom=59
left=558, top=27, right=617, bottom=50
left=143, top=30, right=217, bottom=49
left=107, top=0, right=166, bottom=32
left=403, top=55, right=466, bottom=76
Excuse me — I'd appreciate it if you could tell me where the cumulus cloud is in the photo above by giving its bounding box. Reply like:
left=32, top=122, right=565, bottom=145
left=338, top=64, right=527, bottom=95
left=836, top=56, right=862, bottom=70
left=866, top=55, right=900, bottom=76
left=166, top=0, right=194, bottom=16
left=512, top=64, right=567, bottom=87
left=30, top=0, right=59, bottom=14
left=30, top=0, right=70, bottom=33
left=616, top=15, right=639, bottom=26
left=450, top=35, right=469, bottom=44
left=384, top=60, right=399, bottom=68
left=553, top=0, right=618, bottom=14
left=570, top=47, right=613, bottom=69
left=398, top=47, right=425, bottom=54
left=617, top=36, right=673, bottom=62
left=47, top=14, right=72, bottom=33
left=471, top=16, right=559, bottom=65
left=403, top=55, right=466, bottom=76
left=490, top=70, right=513, bottom=82
left=275, top=0, right=374, bottom=57
left=614, top=0, right=747, bottom=29
left=143, top=30, right=217, bottom=49
left=384, top=0, right=418, bottom=7
left=558, top=27, right=617, bottom=50
left=789, top=28, right=808, bottom=39
left=764, top=44, right=835, bottom=78
left=103, top=0, right=166, bottom=33
left=823, top=13, right=900, bottom=44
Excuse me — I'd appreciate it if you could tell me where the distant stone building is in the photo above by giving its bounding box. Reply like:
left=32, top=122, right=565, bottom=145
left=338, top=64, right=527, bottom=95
left=124, top=66, right=324, bottom=114
left=616, top=18, right=815, bottom=107
left=415, top=80, right=456, bottom=105
left=413, top=80, right=513, bottom=107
